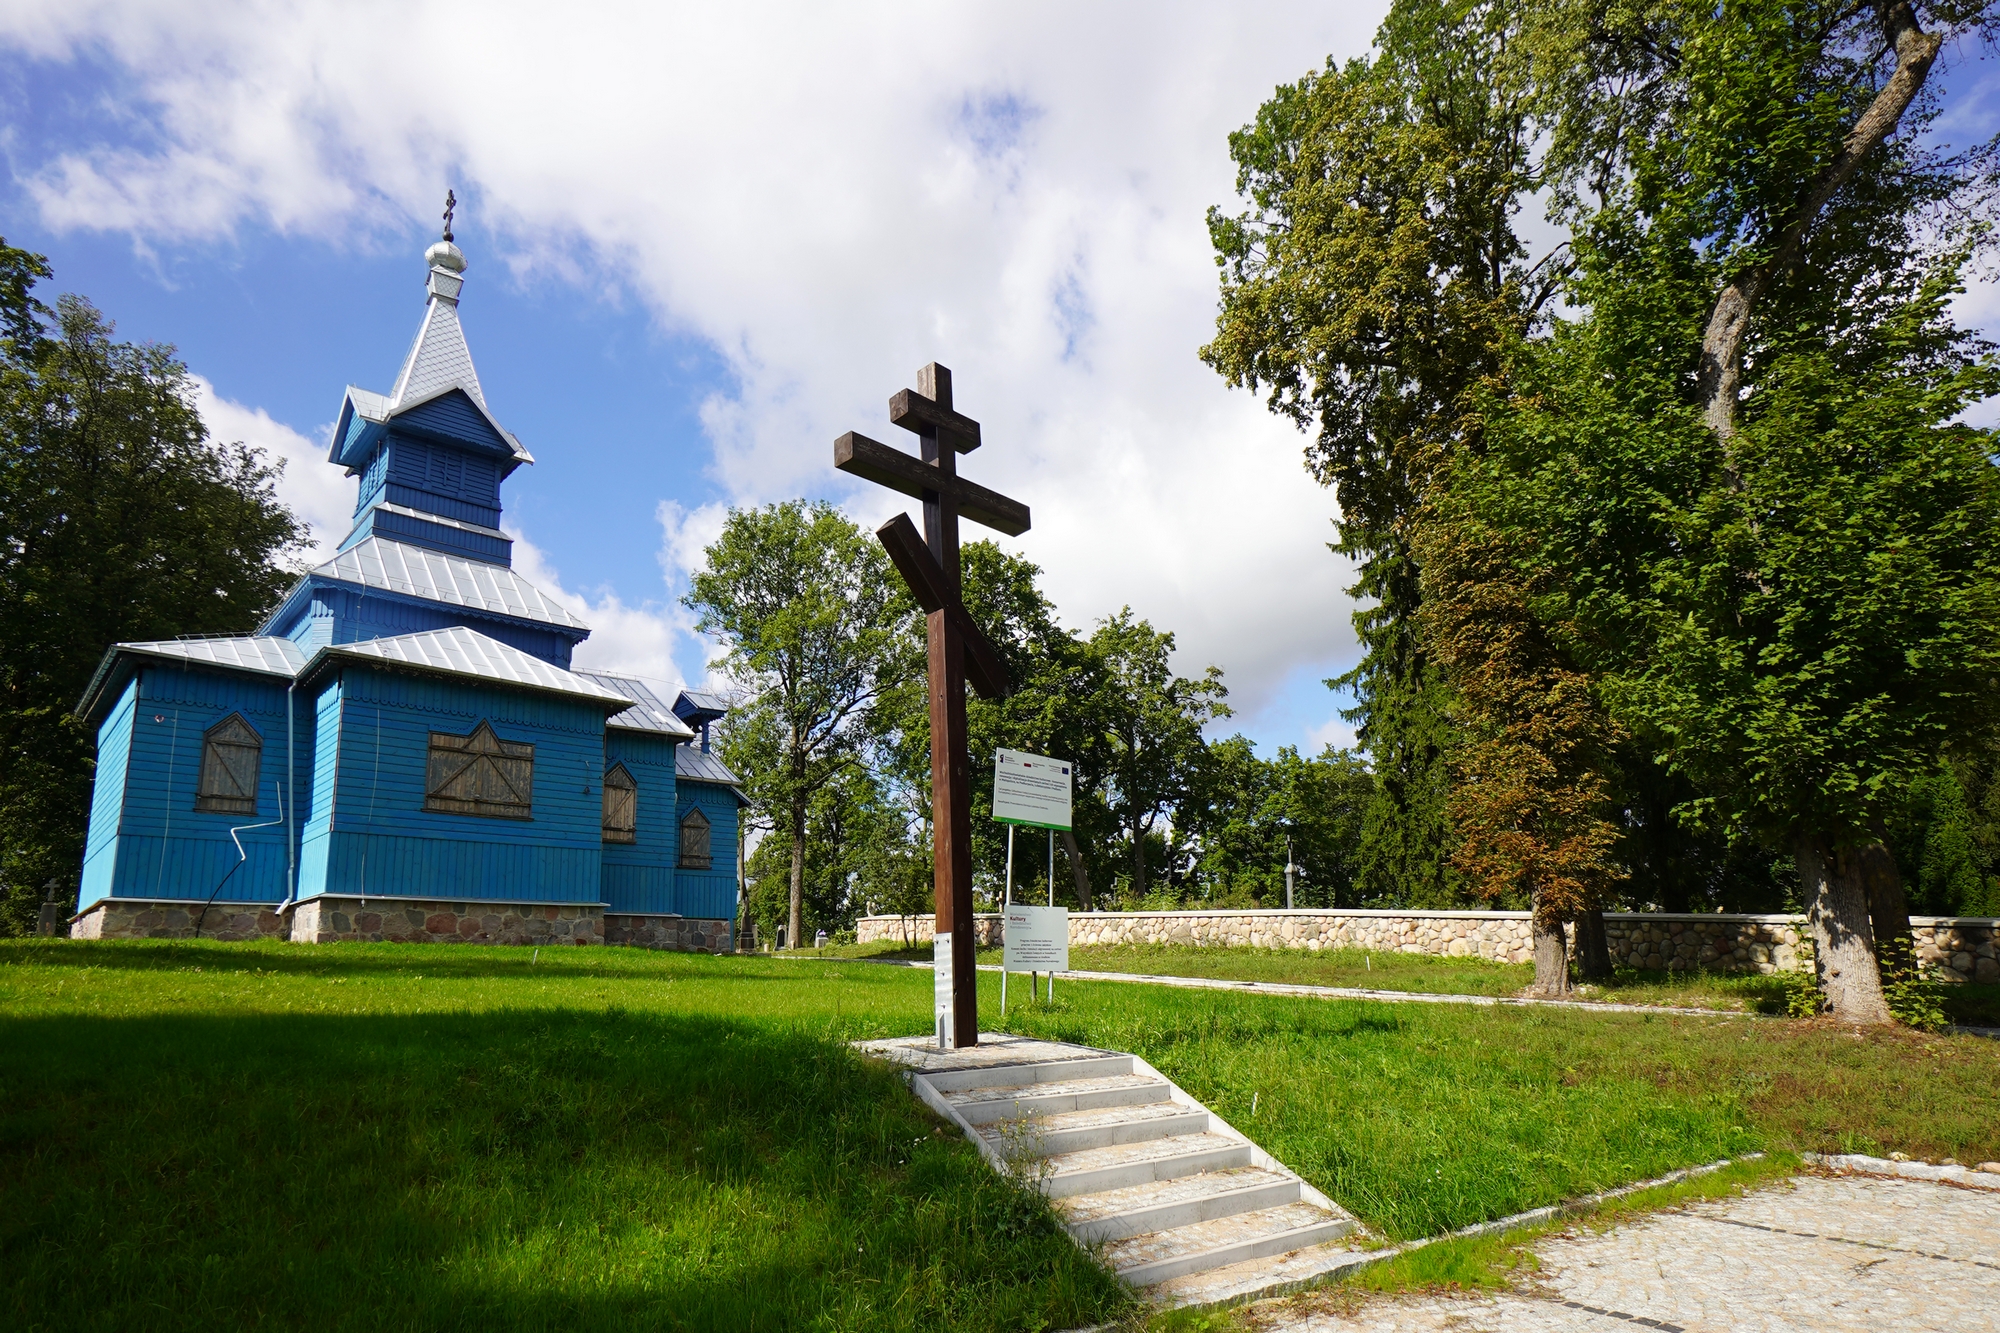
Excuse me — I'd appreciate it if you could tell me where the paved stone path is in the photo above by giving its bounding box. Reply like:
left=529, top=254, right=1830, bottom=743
left=1240, top=1173, right=2000, bottom=1332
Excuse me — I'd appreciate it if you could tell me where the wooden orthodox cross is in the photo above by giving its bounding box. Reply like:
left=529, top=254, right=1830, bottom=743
left=835, top=364, right=1028, bottom=1048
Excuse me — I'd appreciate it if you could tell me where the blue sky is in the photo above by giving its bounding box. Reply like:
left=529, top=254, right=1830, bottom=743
left=3, top=2, right=1994, bottom=761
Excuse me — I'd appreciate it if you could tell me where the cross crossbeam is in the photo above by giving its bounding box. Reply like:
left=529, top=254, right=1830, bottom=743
left=832, top=434, right=1028, bottom=535
left=833, top=363, right=1028, bottom=1049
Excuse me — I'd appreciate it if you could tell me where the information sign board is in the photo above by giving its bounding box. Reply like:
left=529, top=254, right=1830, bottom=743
left=992, top=749, right=1073, bottom=830
left=933, top=932, right=954, bottom=1048
left=1003, top=905, right=1069, bottom=974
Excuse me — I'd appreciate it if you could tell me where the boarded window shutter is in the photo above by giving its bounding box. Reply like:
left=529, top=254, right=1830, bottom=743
left=424, top=721, right=534, bottom=819
left=602, top=764, right=637, bottom=843
left=679, top=807, right=712, bottom=869
left=195, top=713, right=262, bottom=814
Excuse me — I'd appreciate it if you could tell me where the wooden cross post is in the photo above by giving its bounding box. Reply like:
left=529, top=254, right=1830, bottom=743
left=835, top=363, right=1028, bottom=1048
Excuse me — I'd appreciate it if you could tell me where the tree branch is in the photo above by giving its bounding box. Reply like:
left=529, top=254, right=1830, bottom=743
left=1698, top=0, right=1942, bottom=452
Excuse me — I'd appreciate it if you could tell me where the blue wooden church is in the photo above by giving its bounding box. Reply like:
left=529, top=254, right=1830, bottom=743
left=71, top=232, right=746, bottom=950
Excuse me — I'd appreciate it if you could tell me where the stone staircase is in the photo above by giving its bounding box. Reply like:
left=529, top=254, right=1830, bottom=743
left=858, top=1034, right=1362, bottom=1301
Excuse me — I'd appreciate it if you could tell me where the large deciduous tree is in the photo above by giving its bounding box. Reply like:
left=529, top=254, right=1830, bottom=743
left=1089, top=610, right=1230, bottom=900
left=689, top=502, right=916, bottom=949
left=1468, top=0, right=2000, bottom=1020
left=0, top=245, right=306, bottom=933
left=1203, top=0, right=1561, bottom=906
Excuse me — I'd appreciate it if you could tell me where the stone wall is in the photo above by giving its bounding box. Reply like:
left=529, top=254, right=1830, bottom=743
left=1920, top=919, right=2000, bottom=984
left=71, top=899, right=288, bottom=942
left=603, top=913, right=733, bottom=954
left=855, top=914, right=1006, bottom=949
left=288, top=897, right=604, bottom=945
left=854, top=909, right=2000, bottom=982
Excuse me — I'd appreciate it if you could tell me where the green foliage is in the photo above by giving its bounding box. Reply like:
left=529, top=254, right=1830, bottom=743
left=1203, top=1, right=1558, bottom=911
left=1890, top=757, right=2000, bottom=917
left=0, top=243, right=307, bottom=933
left=1877, top=937, right=1948, bottom=1032
left=690, top=501, right=918, bottom=939
left=1090, top=610, right=1230, bottom=899
left=1181, top=737, right=1373, bottom=907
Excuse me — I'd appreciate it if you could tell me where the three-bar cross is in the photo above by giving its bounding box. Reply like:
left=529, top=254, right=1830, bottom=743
left=834, top=363, right=1028, bottom=1049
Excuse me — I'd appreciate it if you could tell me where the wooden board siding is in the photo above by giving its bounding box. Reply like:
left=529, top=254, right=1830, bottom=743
left=392, top=394, right=512, bottom=472
left=315, top=586, right=577, bottom=668
left=98, top=665, right=305, bottom=904
left=78, top=678, right=138, bottom=909
left=297, top=666, right=606, bottom=904
left=360, top=507, right=512, bottom=564
left=599, top=731, right=678, bottom=914
left=295, top=677, right=346, bottom=899
left=672, top=781, right=740, bottom=921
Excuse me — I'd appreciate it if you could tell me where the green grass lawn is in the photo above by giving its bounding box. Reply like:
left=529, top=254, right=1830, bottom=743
left=826, top=937, right=2000, bottom=1023
left=5, top=939, right=1997, bottom=1331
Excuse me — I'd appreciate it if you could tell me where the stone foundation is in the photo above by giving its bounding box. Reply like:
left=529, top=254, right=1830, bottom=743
left=289, top=896, right=604, bottom=945
left=854, top=910, right=2000, bottom=982
left=70, top=899, right=288, bottom=942
left=603, top=913, right=732, bottom=954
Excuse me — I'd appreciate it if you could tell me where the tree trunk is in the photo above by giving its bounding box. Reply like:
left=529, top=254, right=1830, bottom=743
left=788, top=806, right=806, bottom=951
left=1060, top=829, right=1094, bottom=910
left=1861, top=833, right=1915, bottom=987
left=1131, top=818, right=1146, bottom=900
left=1528, top=888, right=1572, bottom=997
left=1795, top=831, right=1892, bottom=1024
left=1575, top=907, right=1613, bottom=979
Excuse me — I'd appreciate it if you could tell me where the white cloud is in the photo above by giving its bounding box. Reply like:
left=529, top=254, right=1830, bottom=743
left=1308, top=714, right=1360, bottom=755
left=9, top=0, right=1387, bottom=725
left=190, top=376, right=351, bottom=563
left=506, top=529, right=688, bottom=688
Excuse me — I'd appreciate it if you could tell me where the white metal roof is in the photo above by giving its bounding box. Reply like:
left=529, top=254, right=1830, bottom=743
left=574, top=672, right=697, bottom=738
left=676, top=745, right=744, bottom=787
left=391, top=291, right=487, bottom=411
left=308, top=537, right=589, bottom=632
left=114, top=636, right=307, bottom=678
left=321, top=626, right=630, bottom=706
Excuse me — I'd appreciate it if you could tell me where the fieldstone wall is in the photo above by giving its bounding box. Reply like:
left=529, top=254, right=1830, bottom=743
left=70, top=899, right=289, bottom=942
left=1920, top=919, right=2000, bottom=984
left=857, top=915, right=1006, bottom=949
left=603, top=913, right=732, bottom=954
left=1604, top=916, right=1802, bottom=975
left=289, top=896, right=604, bottom=945
left=854, top=909, right=2000, bottom=982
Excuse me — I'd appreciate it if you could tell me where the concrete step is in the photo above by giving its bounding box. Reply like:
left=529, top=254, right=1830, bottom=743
left=946, top=1072, right=1170, bottom=1125
left=975, top=1100, right=1208, bottom=1158
left=1105, top=1202, right=1360, bottom=1288
left=919, top=1053, right=1132, bottom=1095
left=1042, top=1131, right=1255, bottom=1199
left=1060, top=1166, right=1301, bottom=1243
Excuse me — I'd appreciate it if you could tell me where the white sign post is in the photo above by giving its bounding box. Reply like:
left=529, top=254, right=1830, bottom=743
left=994, top=749, right=1073, bottom=1013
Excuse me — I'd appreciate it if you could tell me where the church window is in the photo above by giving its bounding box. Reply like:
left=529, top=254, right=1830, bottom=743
left=424, top=721, right=534, bottom=819
left=194, top=713, right=262, bottom=814
left=602, top=764, right=637, bottom=843
left=678, top=807, right=712, bottom=869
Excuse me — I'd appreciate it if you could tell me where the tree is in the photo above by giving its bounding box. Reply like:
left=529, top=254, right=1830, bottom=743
left=1183, top=737, right=1372, bottom=907
left=1203, top=0, right=1563, bottom=906
left=689, top=502, right=917, bottom=949
left=1089, top=610, right=1230, bottom=899
left=1414, top=486, right=1626, bottom=993
left=1485, top=0, right=2000, bottom=1022
left=0, top=246, right=307, bottom=933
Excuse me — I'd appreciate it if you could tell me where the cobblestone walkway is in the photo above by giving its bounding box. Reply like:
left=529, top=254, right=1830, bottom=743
left=1243, top=1173, right=2000, bottom=1332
